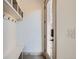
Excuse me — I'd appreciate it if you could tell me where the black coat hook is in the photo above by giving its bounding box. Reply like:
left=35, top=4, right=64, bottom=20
left=8, top=17, right=10, bottom=20
left=12, top=19, right=14, bottom=22
left=15, top=21, right=16, bottom=23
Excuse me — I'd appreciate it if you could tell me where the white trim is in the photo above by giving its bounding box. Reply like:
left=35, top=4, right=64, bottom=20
left=23, top=52, right=43, bottom=55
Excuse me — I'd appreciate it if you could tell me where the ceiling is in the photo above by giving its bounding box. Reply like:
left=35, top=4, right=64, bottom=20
left=16, top=0, right=45, bottom=13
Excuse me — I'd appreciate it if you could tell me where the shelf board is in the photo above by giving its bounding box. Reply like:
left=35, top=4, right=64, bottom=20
left=3, top=0, right=23, bottom=21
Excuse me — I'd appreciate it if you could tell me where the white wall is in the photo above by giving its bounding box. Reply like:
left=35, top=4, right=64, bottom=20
left=3, top=14, right=24, bottom=59
left=16, top=21, right=24, bottom=47
left=16, top=0, right=43, bottom=55
left=57, top=0, right=76, bottom=59
left=3, top=15, right=17, bottom=59
left=22, top=10, right=43, bottom=54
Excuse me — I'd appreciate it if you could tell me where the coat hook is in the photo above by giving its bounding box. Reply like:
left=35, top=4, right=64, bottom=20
left=8, top=17, right=10, bottom=20
left=12, top=19, right=14, bottom=22
left=15, top=21, right=16, bottom=23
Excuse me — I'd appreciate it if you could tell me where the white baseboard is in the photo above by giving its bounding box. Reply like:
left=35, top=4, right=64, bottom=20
left=23, top=52, right=43, bottom=55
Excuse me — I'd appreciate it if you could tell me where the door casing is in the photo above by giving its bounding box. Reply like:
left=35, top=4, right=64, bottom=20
left=42, top=0, right=57, bottom=59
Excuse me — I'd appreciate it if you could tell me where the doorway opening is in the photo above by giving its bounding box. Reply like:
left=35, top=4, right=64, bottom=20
left=3, top=0, right=56, bottom=59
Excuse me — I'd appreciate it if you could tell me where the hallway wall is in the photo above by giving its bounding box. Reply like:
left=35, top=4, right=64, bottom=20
left=22, top=10, right=43, bottom=55
left=57, top=0, right=76, bottom=59
left=16, top=0, right=43, bottom=55
left=3, top=16, right=17, bottom=59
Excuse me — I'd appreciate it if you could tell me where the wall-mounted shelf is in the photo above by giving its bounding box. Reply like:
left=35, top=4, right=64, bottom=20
left=3, top=0, right=23, bottom=21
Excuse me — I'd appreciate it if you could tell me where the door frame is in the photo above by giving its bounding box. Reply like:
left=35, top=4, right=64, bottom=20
left=52, top=0, right=57, bottom=59
left=42, top=0, right=57, bottom=59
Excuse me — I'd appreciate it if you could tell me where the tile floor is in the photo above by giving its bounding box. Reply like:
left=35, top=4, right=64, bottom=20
left=24, top=55, right=45, bottom=59
left=19, top=54, right=46, bottom=59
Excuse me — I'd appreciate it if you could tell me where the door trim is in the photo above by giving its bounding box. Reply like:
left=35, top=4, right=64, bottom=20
left=42, top=0, right=57, bottom=59
left=52, top=0, right=57, bottom=59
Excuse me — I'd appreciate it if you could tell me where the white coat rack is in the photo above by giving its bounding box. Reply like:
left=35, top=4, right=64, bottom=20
left=3, top=0, right=23, bottom=21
